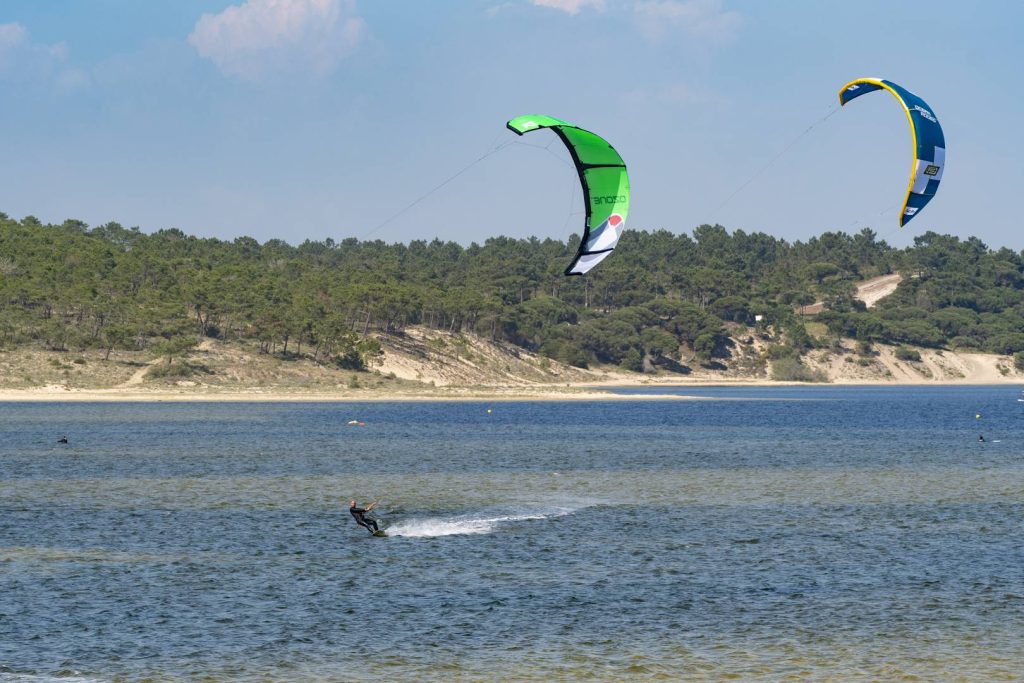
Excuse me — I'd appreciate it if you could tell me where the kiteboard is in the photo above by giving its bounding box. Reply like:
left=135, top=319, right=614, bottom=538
left=371, top=529, right=387, bottom=537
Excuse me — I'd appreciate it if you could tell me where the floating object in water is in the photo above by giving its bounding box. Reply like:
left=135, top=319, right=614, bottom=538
left=486, top=408, right=493, bottom=414
left=346, top=420, right=366, bottom=426
left=976, top=413, right=982, bottom=419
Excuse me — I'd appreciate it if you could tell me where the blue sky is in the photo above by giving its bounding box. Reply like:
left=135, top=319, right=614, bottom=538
left=1, top=0, right=1021, bottom=249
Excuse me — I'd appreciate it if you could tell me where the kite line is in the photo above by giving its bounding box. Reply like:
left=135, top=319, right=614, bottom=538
left=708, top=104, right=840, bottom=221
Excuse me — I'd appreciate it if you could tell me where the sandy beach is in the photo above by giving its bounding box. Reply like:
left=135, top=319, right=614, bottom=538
left=1, top=371, right=1021, bottom=403
left=0, top=384, right=699, bottom=402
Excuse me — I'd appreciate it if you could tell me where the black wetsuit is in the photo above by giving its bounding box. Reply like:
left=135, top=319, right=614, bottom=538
left=350, top=506, right=379, bottom=532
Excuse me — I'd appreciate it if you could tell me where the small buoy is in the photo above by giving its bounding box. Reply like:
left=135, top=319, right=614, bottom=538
left=486, top=408, right=492, bottom=414
left=976, top=413, right=982, bottom=419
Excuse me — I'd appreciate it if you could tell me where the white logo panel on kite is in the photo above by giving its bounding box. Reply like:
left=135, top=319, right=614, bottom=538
left=911, top=146, right=945, bottom=194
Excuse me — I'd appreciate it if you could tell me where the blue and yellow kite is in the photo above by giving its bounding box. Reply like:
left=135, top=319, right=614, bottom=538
left=839, top=78, right=945, bottom=226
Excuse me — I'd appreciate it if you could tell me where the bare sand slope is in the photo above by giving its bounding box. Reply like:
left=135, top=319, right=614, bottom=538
left=372, top=327, right=601, bottom=387
left=856, top=273, right=903, bottom=308
left=805, top=343, right=1023, bottom=384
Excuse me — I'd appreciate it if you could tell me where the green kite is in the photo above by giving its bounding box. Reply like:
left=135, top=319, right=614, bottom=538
left=507, top=115, right=630, bottom=276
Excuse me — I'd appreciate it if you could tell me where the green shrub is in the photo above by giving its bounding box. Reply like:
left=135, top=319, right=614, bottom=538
left=882, top=319, right=945, bottom=348
left=693, top=332, right=719, bottom=361
left=949, top=335, right=980, bottom=350
left=621, top=348, right=644, bottom=372
left=894, top=346, right=922, bottom=362
left=147, top=362, right=199, bottom=380
left=766, top=344, right=798, bottom=360
left=987, top=333, right=1024, bottom=355
left=1014, top=351, right=1024, bottom=371
left=771, top=357, right=828, bottom=383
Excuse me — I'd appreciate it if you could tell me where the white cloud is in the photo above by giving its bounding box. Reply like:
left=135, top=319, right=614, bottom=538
left=529, top=0, right=606, bottom=15
left=188, top=0, right=366, bottom=81
left=0, top=22, right=70, bottom=81
left=0, top=22, right=28, bottom=53
left=634, top=0, right=741, bottom=43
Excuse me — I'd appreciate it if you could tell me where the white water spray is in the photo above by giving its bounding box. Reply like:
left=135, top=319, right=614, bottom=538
left=386, top=503, right=586, bottom=538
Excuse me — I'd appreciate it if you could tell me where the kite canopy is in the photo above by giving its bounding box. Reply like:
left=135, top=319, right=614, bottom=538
left=507, top=115, right=630, bottom=276
left=839, top=78, right=945, bottom=226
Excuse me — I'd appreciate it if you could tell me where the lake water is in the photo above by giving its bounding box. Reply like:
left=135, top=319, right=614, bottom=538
left=2, top=386, right=1024, bottom=681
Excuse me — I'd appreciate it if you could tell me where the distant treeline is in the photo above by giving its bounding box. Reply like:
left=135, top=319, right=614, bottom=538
left=2, top=211, right=1024, bottom=371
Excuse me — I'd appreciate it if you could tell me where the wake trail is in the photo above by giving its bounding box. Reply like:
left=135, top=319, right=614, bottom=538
left=386, top=502, right=591, bottom=538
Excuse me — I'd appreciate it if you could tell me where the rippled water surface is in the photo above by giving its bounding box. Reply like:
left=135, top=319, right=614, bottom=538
left=2, top=387, right=1024, bottom=681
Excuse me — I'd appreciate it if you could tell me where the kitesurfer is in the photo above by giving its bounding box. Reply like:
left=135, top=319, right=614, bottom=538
left=349, top=499, right=380, bottom=533
left=57, top=436, right=68, bottom=444
left=979, top=434, right=986, bottom=443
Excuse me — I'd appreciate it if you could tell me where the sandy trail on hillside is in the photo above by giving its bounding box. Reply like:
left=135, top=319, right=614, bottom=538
left=856, top=273, right=903, bottom=308
left=799, top=273, right=903, bottom=315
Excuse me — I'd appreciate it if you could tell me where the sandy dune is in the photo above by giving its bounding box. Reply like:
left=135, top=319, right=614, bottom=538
left=2, top=313, right=1023, bottom=404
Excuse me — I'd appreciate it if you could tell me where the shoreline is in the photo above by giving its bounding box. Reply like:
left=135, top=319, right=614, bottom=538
left=0, top=386, right=697, bottom=402
left=1, top=377, right=1022, bottom=402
